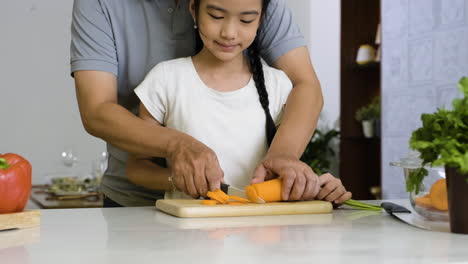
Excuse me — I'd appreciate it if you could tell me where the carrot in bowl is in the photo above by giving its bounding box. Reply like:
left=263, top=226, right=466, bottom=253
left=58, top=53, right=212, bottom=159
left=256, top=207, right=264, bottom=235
left=429, top=179, right=448, bottom=211
left=415, top=194, right=432, bottom=208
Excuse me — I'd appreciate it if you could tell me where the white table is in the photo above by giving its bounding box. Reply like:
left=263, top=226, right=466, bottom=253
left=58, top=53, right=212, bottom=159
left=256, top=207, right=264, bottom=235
left=1, top=200, right=467, bottom=264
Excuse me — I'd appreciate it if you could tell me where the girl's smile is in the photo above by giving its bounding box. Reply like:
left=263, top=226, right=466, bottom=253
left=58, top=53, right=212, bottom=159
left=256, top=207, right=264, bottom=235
left=214, top=41, right=239, bottom=52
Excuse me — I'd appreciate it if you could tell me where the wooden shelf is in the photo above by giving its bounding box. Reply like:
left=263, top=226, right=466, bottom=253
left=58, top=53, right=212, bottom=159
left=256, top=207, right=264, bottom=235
left=351, top=61, right=380, bottom=71
left=342, top=136, right=380, bottom=142
left=340, top=0, right=381, bottom=200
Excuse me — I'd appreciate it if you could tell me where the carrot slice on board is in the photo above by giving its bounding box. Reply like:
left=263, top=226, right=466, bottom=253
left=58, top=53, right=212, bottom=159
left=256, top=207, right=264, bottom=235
left=430, top=179, right=448, bottom=211
left=213, top=189, right=230, bottom=202
left=201, top=200, right=219, bottom=205
left=203, top=188, right=255, bottom=205
left=207, top=191, right=227, bottom=204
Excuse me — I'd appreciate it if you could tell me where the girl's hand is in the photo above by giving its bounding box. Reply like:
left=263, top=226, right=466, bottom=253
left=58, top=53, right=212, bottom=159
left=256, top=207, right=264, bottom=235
left=317, top=173, right=352, bottom=204
left=251, top=154, right=320, bottom=201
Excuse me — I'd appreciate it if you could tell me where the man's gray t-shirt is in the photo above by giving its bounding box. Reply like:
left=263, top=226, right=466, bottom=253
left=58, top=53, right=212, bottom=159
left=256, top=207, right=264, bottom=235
left=70, top=0, right=306, bottom=206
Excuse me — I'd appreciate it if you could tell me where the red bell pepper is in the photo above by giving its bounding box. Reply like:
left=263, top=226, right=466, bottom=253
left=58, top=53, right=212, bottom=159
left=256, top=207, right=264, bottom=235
left=0, top=153, right=32, bottom=214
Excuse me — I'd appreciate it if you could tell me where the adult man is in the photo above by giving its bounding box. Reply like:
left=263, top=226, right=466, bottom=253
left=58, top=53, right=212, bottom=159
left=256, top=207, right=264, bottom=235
left=71, top=0, right=324, bottom=206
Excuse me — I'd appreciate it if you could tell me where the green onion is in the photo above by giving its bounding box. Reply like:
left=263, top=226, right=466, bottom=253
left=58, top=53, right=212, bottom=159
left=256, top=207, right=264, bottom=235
left=344, top=199, right=382, bottom=211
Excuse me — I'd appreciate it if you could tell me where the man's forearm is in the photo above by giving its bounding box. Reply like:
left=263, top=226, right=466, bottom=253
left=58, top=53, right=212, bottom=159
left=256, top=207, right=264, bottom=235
left=268, top=46, right=323, bottom=159
left=83, top=102, right=183, bottom=158
left=268, top=79, right=323, bottom=159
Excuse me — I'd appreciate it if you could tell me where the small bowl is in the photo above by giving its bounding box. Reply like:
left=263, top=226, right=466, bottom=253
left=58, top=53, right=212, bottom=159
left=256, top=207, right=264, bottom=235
left=391, top=151, right=449, bottom=221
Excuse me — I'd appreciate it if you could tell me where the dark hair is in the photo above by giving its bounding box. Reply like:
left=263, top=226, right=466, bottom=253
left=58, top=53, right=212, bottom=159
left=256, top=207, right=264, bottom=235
left=193, top=0, right=276, bottom=146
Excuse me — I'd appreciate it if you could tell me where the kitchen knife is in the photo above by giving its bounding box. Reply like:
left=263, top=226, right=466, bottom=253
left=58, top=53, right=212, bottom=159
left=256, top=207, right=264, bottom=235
left=220, top=183, right=265, bottom=203
left=220, top=183, right=246, bottom=197
left=381, top=202, right=449, bottom=232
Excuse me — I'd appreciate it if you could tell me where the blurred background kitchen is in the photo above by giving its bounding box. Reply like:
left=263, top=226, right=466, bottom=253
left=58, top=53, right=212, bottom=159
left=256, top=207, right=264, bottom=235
left=1, top=0, right=467, bottom=208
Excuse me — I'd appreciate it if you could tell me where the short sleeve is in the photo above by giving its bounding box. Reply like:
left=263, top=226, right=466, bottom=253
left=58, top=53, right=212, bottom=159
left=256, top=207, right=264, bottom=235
left=70, top=0, right=118, bottom=77
left=257, top=0, right=307, bottom=65
left=133, top=63, right=168, bottom=124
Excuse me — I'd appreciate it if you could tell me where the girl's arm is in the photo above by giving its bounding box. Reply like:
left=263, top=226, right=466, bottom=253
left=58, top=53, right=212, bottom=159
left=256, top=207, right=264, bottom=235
left=127, top=154, right=172, bottom=191
left=126, top=103, right=173, bottom=191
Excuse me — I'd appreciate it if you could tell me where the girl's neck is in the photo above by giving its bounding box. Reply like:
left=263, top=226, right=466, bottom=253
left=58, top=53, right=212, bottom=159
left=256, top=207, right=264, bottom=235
left=193, top=48, right=249, bottom=77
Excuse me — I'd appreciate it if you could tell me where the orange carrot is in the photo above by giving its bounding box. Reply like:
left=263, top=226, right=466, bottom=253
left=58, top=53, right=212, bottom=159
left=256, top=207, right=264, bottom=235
left=202, top=200, right=219, bottom=205
left=415, top=194, right=432, bottom=208
left=207, top=190, right=228, bottom=204
left=213, top=189, right=230, bottom=202
left=203, top=189, right=252, bottom=205
left=429, top=179, right=448, bottom=211
left=245, top=178, right=282, bottom=203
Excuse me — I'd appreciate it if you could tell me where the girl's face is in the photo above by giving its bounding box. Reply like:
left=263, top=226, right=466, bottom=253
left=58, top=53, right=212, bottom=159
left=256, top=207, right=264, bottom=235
left=190, top=0, right=263, bottom=62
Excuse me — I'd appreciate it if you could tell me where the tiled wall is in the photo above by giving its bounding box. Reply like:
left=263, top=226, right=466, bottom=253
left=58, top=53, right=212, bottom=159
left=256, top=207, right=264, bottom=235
left=381, top=0, right=468, bottom=198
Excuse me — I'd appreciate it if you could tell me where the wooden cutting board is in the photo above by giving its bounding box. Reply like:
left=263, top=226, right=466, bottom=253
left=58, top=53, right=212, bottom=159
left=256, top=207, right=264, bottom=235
left=0, top=210, right=41, bottom=231
left=156, top=199, right=333, bottom=218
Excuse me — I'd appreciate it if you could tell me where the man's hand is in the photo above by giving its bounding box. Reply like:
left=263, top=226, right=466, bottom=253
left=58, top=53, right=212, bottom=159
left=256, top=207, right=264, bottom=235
left=167, top=134, right=224, bottom=199
left=251, top=154, right=320, bottom=201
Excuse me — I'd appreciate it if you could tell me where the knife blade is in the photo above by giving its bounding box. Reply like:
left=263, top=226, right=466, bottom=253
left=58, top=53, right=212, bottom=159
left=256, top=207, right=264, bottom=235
left=220, top=183, right=246, bottom=198
left=220, top=183, right=265, bottom=203
left=381, top=202, right=449, bottom=232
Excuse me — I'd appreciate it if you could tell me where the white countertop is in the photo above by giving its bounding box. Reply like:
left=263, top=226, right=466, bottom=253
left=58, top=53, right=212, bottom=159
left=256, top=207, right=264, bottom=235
left=1, top=200, right=468, bottom=264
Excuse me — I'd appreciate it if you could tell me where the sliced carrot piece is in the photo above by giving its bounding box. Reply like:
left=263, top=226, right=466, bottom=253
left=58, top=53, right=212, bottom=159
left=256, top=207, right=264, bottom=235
left=201, top=200, right=219, bottom=205
left=415, top=194, right=432, bottom=208
left=430, top=179, right=448, bottom=211
left=203, top=188, right=254, bottom=205
left=213, top=189, right=230, bottom=202
left=207, top=191, right=227, bottom=204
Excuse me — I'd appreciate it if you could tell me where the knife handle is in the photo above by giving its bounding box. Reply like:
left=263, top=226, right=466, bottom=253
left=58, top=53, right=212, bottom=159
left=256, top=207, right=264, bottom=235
left=381, top=202, right=411, bottom=214
left=220, top=183, right=229, bottom=194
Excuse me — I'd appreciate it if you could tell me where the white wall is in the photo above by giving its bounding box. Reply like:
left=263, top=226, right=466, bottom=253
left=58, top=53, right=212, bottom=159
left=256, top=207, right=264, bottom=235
left=287, top=1, right=341, bottom=129
left=0, top=1, right=105, bottom=184
left=309, top=0, right=341, bottom=130
left=288, top=0, right=341, bottom=175
left=381, top=0, right=468, bottom=198
left=1, top=0, right=341, bottom=183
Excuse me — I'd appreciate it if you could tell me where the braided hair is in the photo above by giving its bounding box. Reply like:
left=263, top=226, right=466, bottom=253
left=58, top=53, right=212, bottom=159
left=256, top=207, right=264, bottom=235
left=193, top=0, right=276, bottom=146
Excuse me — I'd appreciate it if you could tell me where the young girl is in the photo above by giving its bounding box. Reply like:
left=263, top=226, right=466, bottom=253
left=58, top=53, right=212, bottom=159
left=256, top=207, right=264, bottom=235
left=128, top=0, right=351, bottom=203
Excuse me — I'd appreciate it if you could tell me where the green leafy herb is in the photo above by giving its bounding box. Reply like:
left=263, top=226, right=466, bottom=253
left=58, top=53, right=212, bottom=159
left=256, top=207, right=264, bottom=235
left=407, top=168, right=428, bottom=194
left=409, top=77, right=468, bottom=191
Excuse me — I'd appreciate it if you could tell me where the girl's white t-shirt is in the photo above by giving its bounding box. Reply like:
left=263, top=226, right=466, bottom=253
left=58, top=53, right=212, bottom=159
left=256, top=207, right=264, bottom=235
left=134, top=57, right=292, bottom=193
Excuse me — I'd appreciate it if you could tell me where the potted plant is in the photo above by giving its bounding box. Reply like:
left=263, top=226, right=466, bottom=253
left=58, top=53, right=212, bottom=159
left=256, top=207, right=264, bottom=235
left=355, top=96, right=380, bottom=138
left=301, top=129, right=339, bottom=175
left=409, top=77, right=468, bottom=234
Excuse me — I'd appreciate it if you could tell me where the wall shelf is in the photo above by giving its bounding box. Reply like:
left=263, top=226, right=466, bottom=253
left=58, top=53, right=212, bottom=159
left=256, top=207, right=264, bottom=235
left=340, top=0, right=381, bottom=200
left=351, top=62, right=380, bottom=71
